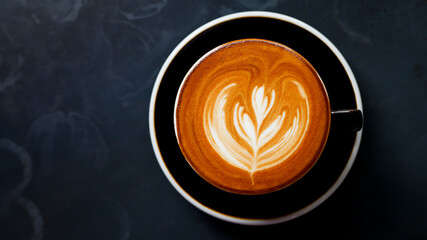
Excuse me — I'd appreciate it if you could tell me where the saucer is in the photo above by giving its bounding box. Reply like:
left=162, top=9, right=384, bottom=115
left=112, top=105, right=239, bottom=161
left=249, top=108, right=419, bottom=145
left=149, top=11, right=363, bottom=225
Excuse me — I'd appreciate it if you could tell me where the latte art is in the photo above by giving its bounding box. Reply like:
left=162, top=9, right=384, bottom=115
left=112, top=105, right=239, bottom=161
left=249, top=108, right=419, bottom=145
left=204, top=83, right=309, bottom=183
left=175, top=39, right=330, bottom=194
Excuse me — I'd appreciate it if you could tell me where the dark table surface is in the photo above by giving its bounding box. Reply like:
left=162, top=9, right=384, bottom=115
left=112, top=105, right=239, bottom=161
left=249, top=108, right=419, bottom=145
left=0, top=0, right=426, bottom=239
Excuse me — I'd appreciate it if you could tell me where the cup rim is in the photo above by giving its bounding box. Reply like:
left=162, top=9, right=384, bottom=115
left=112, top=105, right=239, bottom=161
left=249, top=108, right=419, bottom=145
left=149, top=11, right=363, bottom=225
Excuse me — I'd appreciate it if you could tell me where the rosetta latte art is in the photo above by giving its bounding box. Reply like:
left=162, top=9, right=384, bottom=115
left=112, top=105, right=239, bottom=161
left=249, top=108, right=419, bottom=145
left=204, top=82, right=310, bottom=183
left=175, top=39, right=331, bottom=193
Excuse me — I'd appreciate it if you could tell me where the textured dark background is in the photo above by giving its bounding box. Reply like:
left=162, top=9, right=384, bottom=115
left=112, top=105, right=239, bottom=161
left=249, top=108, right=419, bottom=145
left=0, top=0, right=426, bottom=239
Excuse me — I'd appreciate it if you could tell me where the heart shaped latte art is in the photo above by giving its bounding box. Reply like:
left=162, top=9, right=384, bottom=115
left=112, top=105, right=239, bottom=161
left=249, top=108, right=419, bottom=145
left=204, top=80, right=309, bottom=183
left=175, top=39, right=330, bottom=193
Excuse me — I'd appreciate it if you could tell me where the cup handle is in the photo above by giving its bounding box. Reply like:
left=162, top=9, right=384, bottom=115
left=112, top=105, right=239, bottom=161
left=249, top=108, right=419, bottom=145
left=331, top=109, right=363, bottom=132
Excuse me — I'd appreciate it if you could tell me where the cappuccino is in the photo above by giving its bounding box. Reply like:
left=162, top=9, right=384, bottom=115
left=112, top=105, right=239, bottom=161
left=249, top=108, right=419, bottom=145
left=175, top=39, right=330, bottom=194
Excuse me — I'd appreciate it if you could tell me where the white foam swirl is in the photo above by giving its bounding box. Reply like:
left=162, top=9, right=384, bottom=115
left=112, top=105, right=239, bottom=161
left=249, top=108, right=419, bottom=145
left=203, top=83, right=309, bottom=183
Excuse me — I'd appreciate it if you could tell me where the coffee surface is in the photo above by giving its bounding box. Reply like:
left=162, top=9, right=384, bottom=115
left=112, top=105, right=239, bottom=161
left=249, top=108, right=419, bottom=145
left=175, top=39, right=330, bottom=194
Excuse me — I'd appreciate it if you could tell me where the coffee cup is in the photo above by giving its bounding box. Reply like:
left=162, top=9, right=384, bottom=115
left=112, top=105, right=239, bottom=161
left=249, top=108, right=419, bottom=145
left=174, top=38, right=362, bottom=195
left=150, top=11, right=363, bottom=224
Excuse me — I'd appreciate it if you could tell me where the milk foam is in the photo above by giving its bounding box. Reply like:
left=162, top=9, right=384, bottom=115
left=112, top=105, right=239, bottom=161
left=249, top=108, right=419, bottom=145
left=204, top=82, right=309, bottom=182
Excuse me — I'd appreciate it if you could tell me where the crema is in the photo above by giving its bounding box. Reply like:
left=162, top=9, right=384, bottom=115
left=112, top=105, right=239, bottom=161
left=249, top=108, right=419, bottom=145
left=175, top=39, right=330, bottom=195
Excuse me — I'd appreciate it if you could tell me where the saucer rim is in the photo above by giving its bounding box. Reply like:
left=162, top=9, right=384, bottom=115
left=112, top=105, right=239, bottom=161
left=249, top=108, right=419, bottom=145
left=149, top=11, right=363, bottom=226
